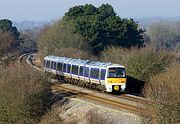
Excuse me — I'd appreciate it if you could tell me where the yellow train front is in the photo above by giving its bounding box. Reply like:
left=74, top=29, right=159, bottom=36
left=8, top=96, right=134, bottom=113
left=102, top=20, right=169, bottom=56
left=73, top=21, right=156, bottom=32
left=43, top=55, right=127, bottom=93
left=104, top=66, right=126, bottom=92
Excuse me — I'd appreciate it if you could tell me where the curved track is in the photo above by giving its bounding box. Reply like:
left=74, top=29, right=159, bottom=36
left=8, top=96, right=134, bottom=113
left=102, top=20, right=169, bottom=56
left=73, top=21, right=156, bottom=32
left=24, top=54, right=150, bottom=115
left=51, top=83, right=147, bottom=114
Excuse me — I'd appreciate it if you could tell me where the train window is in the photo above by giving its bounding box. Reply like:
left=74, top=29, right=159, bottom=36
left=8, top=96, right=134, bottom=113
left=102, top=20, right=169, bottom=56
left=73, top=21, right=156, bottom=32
left=63, top=63, right=66, bottom=72
left=100, top=69, right=106, bottom=80
left=57, top=62, right=62, bottom=71
left=79, top=66, right=84, bottom=76
left=90, top=68, right=99, bottom=79
left=46, top=61, right=50, bottom=68
left=67, top=64, right=71, bottom=73
left=53, top=62, right=57, bottom=70
left=84, top=67, right=89, bottom=77
left=108, top=67, right=126, bottom=78
left=51, top=61, right=54, bottom=69
left=72, top=65, right=78, bottom=75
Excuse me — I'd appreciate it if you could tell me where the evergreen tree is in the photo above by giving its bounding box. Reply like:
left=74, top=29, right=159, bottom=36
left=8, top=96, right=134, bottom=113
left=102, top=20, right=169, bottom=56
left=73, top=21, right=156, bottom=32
left=65, top=4, right=144, bottom=53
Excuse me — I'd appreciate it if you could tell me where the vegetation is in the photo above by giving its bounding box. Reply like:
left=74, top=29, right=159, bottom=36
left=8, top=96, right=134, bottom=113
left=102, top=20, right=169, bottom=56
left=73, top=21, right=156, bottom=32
left=143, top=64, right=180, bottom=124
left=0, top=64, right=52, bottom=124
left=147, top=21, right=180, bottom=51
left=39, top=105, right=115, bottom=124
left=1, top=4, right=180, bottom=124
left=100, top=46, right=175, bottom=82
left=20, top=28, right=39, bottom=53
left=0, top=31, right=14, bottom=57
left=38, top=20, right=90, bottom=59
left=64, top=4, right=144, bottom=53
left=38, top=4, right=145, bottom=58
left=0, top=19, right=21, bottom=56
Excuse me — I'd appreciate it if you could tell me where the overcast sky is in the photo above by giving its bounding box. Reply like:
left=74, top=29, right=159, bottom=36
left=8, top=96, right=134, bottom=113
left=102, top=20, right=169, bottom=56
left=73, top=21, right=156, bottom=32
left=0, top=0, right=180, bottom=21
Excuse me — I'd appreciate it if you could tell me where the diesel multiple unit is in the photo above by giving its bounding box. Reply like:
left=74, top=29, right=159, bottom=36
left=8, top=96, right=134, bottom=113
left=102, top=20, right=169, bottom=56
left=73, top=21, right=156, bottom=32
left=44, top=55, right=127, bottom=92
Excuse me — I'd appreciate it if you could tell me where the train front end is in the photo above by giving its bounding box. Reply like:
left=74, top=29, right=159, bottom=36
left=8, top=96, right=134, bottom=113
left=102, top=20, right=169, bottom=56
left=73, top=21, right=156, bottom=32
left=105, top=66, right=126, bottom=92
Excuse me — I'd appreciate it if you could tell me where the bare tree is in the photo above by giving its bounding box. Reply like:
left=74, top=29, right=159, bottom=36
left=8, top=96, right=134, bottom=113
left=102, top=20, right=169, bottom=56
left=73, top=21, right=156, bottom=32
left=0, top=32, right=14, bottom=57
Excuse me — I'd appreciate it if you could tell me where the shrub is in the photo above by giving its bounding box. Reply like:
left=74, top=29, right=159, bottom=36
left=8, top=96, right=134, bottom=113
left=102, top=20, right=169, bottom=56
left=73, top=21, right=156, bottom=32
left=0, top=64, right=52, bottom=124
left=125, top=47, right=175, bottom=81
left=101, top=46, right=175, bottom=82
left=143, top=64, right=180, bottom=124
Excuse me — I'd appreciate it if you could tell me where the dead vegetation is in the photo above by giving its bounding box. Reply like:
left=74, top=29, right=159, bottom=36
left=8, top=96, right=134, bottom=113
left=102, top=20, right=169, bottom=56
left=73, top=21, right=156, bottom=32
left=39, top=102, right=116, bottom=124
left=0, top=64, right=52, bottom=124
left=143, top=64, right=180, bottom=124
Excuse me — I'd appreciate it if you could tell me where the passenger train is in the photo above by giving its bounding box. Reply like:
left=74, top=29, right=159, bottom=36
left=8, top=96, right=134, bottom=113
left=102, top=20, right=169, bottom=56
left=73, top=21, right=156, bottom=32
left=43, top=55, right=127, bottom=92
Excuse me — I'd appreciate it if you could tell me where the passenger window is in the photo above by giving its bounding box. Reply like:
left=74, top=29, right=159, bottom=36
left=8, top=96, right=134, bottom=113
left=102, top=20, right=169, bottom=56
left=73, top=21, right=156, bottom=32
left=79, top=66, right=84, bottom=76
left=47, top=61, right=50, bottom=68
left=101, top=69, right=106, bottom=80
left=46, top=61, right=48, bottom=68
left=90, top=68, right=99, bottom=79
left=72, top=65, right=78, bottom=75
left=57, top=62, right=62, bottom=71
left=53, top=62, right=56, bottom=70
left=51, top=61, right=54, bottom=69
left=63, top=64, right=66, bottom=72
left=67, top=64, right=71, bottom=73
left=84, top=67, right=89, bottom=77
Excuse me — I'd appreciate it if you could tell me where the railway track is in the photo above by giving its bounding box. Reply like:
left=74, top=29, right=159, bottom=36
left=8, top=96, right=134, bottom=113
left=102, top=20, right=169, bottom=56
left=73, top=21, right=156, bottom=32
left=51, top=82, right=147, bottom=114
left=19, top=53, right=30, bottom=64
left=24, top=53, right=150, bottom=115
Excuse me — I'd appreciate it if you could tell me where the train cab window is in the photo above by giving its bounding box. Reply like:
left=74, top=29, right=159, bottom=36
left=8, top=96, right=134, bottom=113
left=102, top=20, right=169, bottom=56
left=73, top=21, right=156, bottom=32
left=57, top=62, right=63, bottom=71
left=63, top=63, right=67, bottom=72
left=100, top=69, right=106, bottom=80
left=67, top=64, right=71, bottom=73
left=72, top=65, right=78, bottom=75
left=79, top=66, right=84, bottom=76
left=90, top=68, right=99, bottom=79
left=108, top=67, right=126, bottom=78
left=84, top=67, right=89, bottom=77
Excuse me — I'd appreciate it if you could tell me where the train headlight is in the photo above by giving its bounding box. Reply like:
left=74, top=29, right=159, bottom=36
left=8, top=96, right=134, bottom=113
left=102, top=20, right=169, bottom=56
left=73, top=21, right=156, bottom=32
left=121, top=84, right=126, bottom=92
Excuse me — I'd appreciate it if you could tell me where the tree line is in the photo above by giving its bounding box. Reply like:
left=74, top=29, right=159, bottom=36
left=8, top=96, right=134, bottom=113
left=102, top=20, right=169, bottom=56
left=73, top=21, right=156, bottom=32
left=64, top=4, right=144, bottom=53
left=0, top=19, right=21, bottom=57
left=0, top=19, right=38, bottom=58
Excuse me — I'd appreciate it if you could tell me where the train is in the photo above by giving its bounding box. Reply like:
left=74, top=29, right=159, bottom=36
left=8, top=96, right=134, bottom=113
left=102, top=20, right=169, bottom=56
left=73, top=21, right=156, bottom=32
left=43, top=55, right=127, bottom=92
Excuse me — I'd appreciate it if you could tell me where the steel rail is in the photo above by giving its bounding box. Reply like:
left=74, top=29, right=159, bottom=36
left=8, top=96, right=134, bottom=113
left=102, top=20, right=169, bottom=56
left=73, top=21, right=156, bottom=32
left=51, top=83, right=147, bottom=114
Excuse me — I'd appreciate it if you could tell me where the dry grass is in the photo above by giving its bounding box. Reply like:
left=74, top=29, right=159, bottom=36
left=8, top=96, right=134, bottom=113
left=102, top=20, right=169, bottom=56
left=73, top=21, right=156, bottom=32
left=86, top=110, right=115, bottom=124
left=143, top=64, right=180, bottom=124
left=0, top=64, right=52, bottom=124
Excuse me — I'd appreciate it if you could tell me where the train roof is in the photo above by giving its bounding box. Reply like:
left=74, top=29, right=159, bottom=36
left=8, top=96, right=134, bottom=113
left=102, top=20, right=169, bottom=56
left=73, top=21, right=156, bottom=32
left=44, top=55, right=124, bottom=68
left=44, top=55, right=89, bottom=64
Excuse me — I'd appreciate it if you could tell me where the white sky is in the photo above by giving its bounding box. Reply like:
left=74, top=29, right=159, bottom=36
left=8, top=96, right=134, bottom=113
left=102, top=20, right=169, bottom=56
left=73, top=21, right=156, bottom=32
left=0, top=0, right=180, bottom=21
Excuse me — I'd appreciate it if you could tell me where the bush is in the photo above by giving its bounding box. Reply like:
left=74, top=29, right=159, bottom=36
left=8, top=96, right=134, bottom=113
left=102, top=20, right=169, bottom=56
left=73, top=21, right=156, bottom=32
left=143, top=64, right=180, bottom=124
left=0, top=64, right=52, bottom=124
left=101, top=46, right=175, bottom=82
